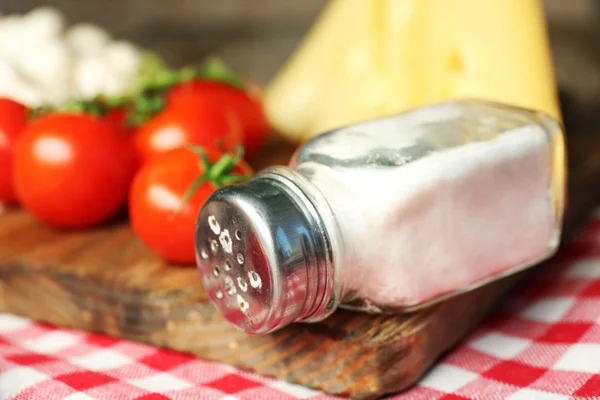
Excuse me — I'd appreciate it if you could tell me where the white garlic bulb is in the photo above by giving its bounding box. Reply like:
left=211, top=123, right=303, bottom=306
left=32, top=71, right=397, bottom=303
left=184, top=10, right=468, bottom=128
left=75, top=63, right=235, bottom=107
left=0, top=6, right=142, bottom=105
left=66, top=23, right=111, bottom=56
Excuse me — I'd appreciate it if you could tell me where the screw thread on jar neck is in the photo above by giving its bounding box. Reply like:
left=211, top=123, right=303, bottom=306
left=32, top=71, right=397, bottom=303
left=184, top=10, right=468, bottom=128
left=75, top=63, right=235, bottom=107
left=260, top=166, right=342, bottom=322
left=264, top=171, right=337, bottom=324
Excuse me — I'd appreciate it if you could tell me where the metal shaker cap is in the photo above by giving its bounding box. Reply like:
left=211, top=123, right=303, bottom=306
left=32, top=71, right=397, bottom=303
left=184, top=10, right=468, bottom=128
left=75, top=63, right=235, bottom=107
left=195, top=172, right=335, bottom=334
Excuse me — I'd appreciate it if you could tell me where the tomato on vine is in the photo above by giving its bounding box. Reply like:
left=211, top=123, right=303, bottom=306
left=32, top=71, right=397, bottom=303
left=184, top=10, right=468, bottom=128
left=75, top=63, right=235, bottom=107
left=127, top=58, right=268, bottom=165
left=0, top=98, right=28, bottom=206
left=132, top=95, right=242, bottom=167
left=129, top=145, right=253, bottom=264
left=167, top=79, right=269, bottom=159
left=103, top=106, right=134, bottom=135
left=14, top=113, right=136, bottom=229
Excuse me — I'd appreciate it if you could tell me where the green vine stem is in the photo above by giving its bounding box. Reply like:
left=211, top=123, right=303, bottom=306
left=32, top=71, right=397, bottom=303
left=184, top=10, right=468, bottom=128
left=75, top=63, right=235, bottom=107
left=178, top=145, right=254, bottom=212
left=27, top=52, right=249, bottom=128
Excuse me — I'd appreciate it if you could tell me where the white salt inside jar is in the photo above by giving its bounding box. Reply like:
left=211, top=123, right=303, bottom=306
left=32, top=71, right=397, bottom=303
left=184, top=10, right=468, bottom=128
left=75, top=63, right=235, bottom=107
left=293, top=100, right=563, bottom=311
left=301, top=124, right=554, bottom=309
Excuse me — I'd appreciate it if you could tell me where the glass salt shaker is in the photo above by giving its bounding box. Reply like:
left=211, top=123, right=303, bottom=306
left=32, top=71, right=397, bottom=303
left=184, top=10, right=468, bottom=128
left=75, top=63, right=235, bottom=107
left=195, top=99, right=566, bottom=335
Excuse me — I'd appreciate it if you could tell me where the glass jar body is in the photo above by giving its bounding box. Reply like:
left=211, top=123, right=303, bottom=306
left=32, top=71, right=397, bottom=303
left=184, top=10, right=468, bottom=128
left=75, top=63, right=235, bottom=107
left=288, top=100, right=566, bottom=313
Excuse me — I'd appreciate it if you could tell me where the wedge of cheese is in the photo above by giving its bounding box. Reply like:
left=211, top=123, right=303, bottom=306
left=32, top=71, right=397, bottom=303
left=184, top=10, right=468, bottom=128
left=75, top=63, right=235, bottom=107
left=265, top=0, right=561, bottom=143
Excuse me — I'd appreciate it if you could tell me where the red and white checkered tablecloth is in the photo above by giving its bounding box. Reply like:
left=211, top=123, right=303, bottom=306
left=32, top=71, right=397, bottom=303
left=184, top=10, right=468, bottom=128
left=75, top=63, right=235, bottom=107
left=3, top=215, right=600, bottom=400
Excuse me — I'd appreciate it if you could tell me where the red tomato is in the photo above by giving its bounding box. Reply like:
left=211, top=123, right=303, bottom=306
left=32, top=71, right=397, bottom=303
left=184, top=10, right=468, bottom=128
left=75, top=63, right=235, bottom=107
left=0, top=98, right=28, bottom=205
left=167, top=80, right=269, bottom=159
left=129, top=146, right=253, bottom=264
left=104, top=107, right=132, bottom=135
left=132, top=95, right=242, bottom=167
left=14, top=113, right=136, bottom=229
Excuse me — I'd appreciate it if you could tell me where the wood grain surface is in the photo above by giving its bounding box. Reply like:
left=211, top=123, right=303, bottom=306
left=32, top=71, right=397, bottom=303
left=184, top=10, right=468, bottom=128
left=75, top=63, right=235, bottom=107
left=2, top=23, right=600, bottom=400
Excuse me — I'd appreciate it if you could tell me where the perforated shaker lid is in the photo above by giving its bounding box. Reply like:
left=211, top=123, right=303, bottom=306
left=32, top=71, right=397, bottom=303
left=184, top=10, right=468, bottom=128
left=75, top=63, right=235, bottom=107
left=194, top=176, right=333, bottom=335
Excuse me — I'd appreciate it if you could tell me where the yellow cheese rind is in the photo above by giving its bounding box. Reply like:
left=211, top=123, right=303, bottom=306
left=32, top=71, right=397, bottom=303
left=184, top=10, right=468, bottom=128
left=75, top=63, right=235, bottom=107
left=265, top=0, right=561, bottom=143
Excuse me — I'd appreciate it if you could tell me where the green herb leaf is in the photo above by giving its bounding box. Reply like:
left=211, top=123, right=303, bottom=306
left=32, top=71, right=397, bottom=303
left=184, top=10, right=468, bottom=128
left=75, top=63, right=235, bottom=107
left=27, top=96, right=120, bottom=120
left=196, top=57, right=247, bottom=90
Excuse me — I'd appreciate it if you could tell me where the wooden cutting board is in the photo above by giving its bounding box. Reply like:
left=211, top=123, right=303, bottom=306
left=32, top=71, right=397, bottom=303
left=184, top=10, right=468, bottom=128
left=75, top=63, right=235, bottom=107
left=3, top=29, right=600, bottom=400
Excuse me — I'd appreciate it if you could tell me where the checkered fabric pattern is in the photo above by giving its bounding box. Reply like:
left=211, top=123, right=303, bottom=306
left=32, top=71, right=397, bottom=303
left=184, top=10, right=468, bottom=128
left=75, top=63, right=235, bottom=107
left=3, top=217, right=600, bottom=399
